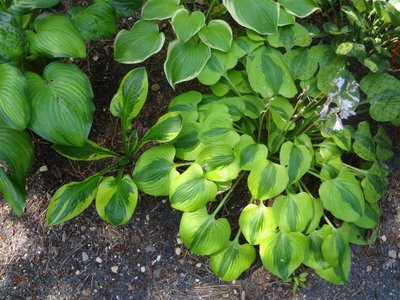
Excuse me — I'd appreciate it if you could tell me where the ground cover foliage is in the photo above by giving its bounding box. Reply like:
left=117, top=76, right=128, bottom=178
left=0, top=0, right=399, bottom=287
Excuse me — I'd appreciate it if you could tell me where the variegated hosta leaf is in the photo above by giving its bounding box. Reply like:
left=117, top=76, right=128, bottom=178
left=169, top=164, right=218, bottom=211
left=0, top=64, right=30, bottom=129
left=322, top=126, right=352, bottom=151
left=168, top=90, right=202, bottom=121
left=373, top=127, right=393, bottom=161
left=272, top=192, right=314, bottom=233
left=179, top=208, right=231, bottom=255
left=321, top=231, right=349, bottom=267
left=303, top=225, right=333, bottom=270
left=260, top=231, right=308, bottom=280
left=248, top=159, right=289, bottom=200
left=319, top=157, right=343, bottom=180
left=270, top=97, right=295, bottom=131
left=315, top=141, right=342, bottom=164
left=171, top=9, right=205, bottom=43
left=267, top=23, right=312, bottom=52
left=304, top=197, right=323, bottom=234
left=279, top=0, right=319, bottom=18
left=231, top=36, right=264, bottom=59
left=239, top=204, right=277, bottom=245
left=353, top=121, right=376, bottom=161
left=133, top=145, right=179, bottom=196
left=284, top=47, right=319, bottom=81
left=96, top=175, right=138, bottom=225
left=8, top=0, right=60, bottom=15
left=319, top=168, right=365, bottom=222
left=279, top=141, right=312, bottom=186
left=353, top=201, right=380, bottom=229
left=26, top=13, right=86, bottom=58
left=110, top=67, right=148, bottom=131
left=361, top=163, right=389, bottom=203
left=0, top=13, right=29, bottom=63
left=0, top=167, right=26, bottom=216
left=25, top=62, right=94, bottom=146
left=164, top=39, right=211, bottom=88
left=196, top=143, right=240, bottom=182
left=222, top=0, right=279, bottom=35
left=198, top=20, right=233, bottom=52
left=294, top=134, right=314, bottom=159
left=234, top=135, right=268, bottom=171
left=46, top=174, right=102, bottom=226
left=114, top=20, right=165, bottom=64
left=53, top=140, right=117, bottom=161
left=141, top=0, right=183, bottom=20
left=210, top=240, right=256, bottom=281
left=340, top=222, right=377, bottom=246
left=139, top=112, right=183, bottom=146
left=172, top=121, right=204, bottom=161
left=109, top=0, right=143, bottom=18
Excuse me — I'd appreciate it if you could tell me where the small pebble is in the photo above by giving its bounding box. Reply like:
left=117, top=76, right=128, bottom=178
left=176, top=238, right=182, bottom=245
left=380, top=235, right=387, bottom=242
left=95, top=257, right=102, bottom=263
left=223, top=294, right=229, bottom=298
left=195, top=279, right=200, bottom=283
left=75, top=270, right=81, bottom=275
left=39, top=165, right=48, bottom=172
left=151, top=83, right=160, bottom=92
left=175, top=247, right=182, bottom=256
left=388, top=249, right=397, bottom=259
left=233, top=289, right=238, bottom=295
left=196, top=263, right=201, bottom=268
left=366, top=265, right=372, bottom=272
left=92, top=55, right=99, bottom=61
left=82, top=252, right=89, bottom=262
left=140, top=266, right=146, bottom=273
left=156, top=255, right=162, bottom=262
left=146, top=214, right=150, bottom=221
left=111, top=266, right=119, bottom=274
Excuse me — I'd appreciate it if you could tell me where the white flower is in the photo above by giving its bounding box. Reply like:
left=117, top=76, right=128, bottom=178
left=332, top=115, right=344, bottom=131
left=333, top=77, right=346, bottom=92
left=336, top=98, right=356, bottom=119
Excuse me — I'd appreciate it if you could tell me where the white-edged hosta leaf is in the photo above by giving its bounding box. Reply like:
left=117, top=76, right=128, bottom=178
left=280, top=0, right=319, bottom=18
left=164, top=39, right=211, bottom=88
left=179, top=208, right=231, bottom=255
left=8, top=0, right=60, bottom=15
left=267, top=23, right=312, bottom=52
left=141, top=0, right=182, bottom=20
left=248, top=159, right=289, bottom=200
left=46, top=174, right=101, bottom=226
left=353, top=201, right=380, bottom=229
left=132, top=145, right=179, bottom=196
left=239, top=204, right=277, bottom=245
left=353, top=121, right=376, bottom=161
left=110, top=67, right=148, bottom=130
left=234, top=135, right=268, bottom=171
left=0, top=13, right=28, bottom=63
left=96, top=175, right=138, bottom=225
left=322, top=231, right=349, bottom=267
left=171, top=8, right=205, bottom=43
left=319, top=168, right=365, bottom=222
left=0, top=64, right=30, bottom=129
left=222, top=0, right=279, bottom=35
left=168, top=90, right=202, bottom=120
left=25, top=62, right=94, bottom=146
left=361, top=163, right=389, bottom=203
left=53, top=140, right=117, bottom=161
left=109, top=0, right=143, bottom=18
left=199, top=20, right=233, bottom=52
left=279, top=141, right=312, bottom=185
left=303, top=225, right=333, bottom=270
left=210, top=240, right=256, bottom=281
left=260, top=231, right=308, bottom=280
left=278, top=8, right=296, bottom=26
left=169, top=164, right=218, bottom=211
left=273, top=192, right=314, bottom=233
left=114, top=20, right=165, bottom=64
left=26, top=13, right=86, bottom=58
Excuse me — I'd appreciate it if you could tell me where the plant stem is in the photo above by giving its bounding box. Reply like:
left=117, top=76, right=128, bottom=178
left=223, top=74, right=241, bottom=97
left=175, top=162, right=194, bottom=168
left=343, top=163, right=368, bottom=176
left=0, top=0, right=6, bottom=11
left=205, top=0, right=218, bottom=21
left=323, top=214, right=337, bottom=231
left=307, top=170, right=324, bottom=180
left=121, top=123, right=129, bottom=155
left=234, top=229, right=242, bottom=242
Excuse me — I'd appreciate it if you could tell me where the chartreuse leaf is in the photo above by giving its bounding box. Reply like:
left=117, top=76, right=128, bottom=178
left=322, top=231, right=349, bottom=267
left=199, top=20, right=233, bottom=52
left=270, top=97, right=294, bottom=131
left=26, top=13, right=86, bottom=58
left=196, top=143, right=239, bottom=182
left=361, top=163, right=389, bottom=203
left=172, top=121, right=204, bottom=161
left=223, top=0, right=279, bottom=35
left=25, top=62, right=94, bottom=146
left=280, top=141, right=312, bottom=185
left=373, top=127, right=393, bottom=161
left=353, top=122, right=376, bottom=161
left=353, top=201, right=380, bottom=229
left=8, top=0, right=60, bottom=15
left=260, top=231, right=308, bottom=280
left=267, top=23, right=312, bottom=52
left=279, top=0, right=319, bottom=18
left=133, top=145, right=179, bottom=196
left=303, top=225, right=333, bottom=270
left=170, top=164, right=218, bottom=211
left=114, top=20, right=165, bottom=64
left=0, top=64, right=30, bottom=129
left=109, top=0, right=143, bottom=18
left=305, top=198, right=323, bottom=234
left=248, top=159, right=289, bottom=200
left=315, top=246, right=351, bottom=285
left=239, top=204, right=277, bottom=245
left=46, top=174, right=101, bottom=226
left=179, top=208, right=231, bottom=255
left=210, top=240, right=256, bottom=281
left=168, top=91, right=202, bottom=120
left=96, top=175, right=138, bottom=225
left=53, top=140, right=117, bottom=161
left=171, top=9, right=205, bottom=43
left=110, top=67, right=148, bottom=131
left=315, top=141, right=342, bottom=164
left=69, top=0, right=117, bottom=41
left=319, top=168, right=365, bottom=222
left=234, top=135, right=268, bottom=171
left=294, top=133, right=314, bottom=159
left=0, top=13, right=28, bottom=63
left=141, top=0, right=183, bottom=20
left=319, top=157, right=343, bottom=180
left=139, top=112, right=182, bottom=146
left=284, top=47, right=319, bottom=81
left=340, top=222, right=377, bottom=246
left=360, top=73, right=400, bottom=123
left=164, top=39, right=211, bottom=88
left=273, top=192, right=314, bottom=233
left=268, top=132, right=285, bottom=155
left=247, top=47, right=297, bottom=98
left=323, top=126, right=352, bottom=151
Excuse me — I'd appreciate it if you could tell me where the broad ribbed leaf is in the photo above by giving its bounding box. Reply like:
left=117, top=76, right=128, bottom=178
left=46, top=174, right=101, bottom=225
left=171, top=9, right=205, bottom=43
left=133, top=145, right=179, bottom=196
left=164, top=39, right=211, bottom=87
left=279, top=0, right=319, bottom=18
left=0, top=167, right=26, bottom=216
left=96, top=175, right=138, bottom=225
left=114, top=20, right=165, bottom=64
left=8, top=0, right=60, bottom=15
left=260, top=231, right=308, bottom=280
left=280, top=141, right=312, bottom=185
left=25, top=62, right=94, bottom=146
left=140, top=112, right=182, bottom=146
left=248, top=159, right=289, bottom=200
left=239, top=204, right=277, bottom=245
left=0, top=64, right=30, bottom=129
left=110, top=67, right=148, bottom=130
left=197, top=51, right=238, bottom=86
left=199, top=20, right=233, bottom=52
left=315, top=245, right=351, bottom=285
left=322, top=231, right=349, bottom=267
left=374, top=127, right=393, bottom=161
left=172, top=121, right=204, bottom=161
left=26, top=13, right=86, bottom=58
left=353, top=202, right=380, bottom=229
left=179, top=208, right=231, bottom=255
left=270, top=97, right=294, bottom=131
left=53, top=140, right=117, bottom=161
left=284, top=47, right=319, bottom=81
left=210, top=240, right=256, bottom=281
left=319, top=168, right=365, bottom=222
left=304, top=197, right=323, bottom=234
left=353, top=121, right=376, bottom=161
left=141, top=0, right=183, bottom=20
left=361, top=163, right=389, bottom=203
left=0, top=13, right=28, bottom=63
left=168, top=90, right=202, bottom=120
left=267, top=23, right=312, bottom=52
left=169, top=164, right=218, bottom=211
left=109, top=0, right=143, bottom=17
left=303, top=225, right=333, bottom=270
left=223, top=0, right=279, bottom=35
left=234, top=135, right=268, bottom=171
